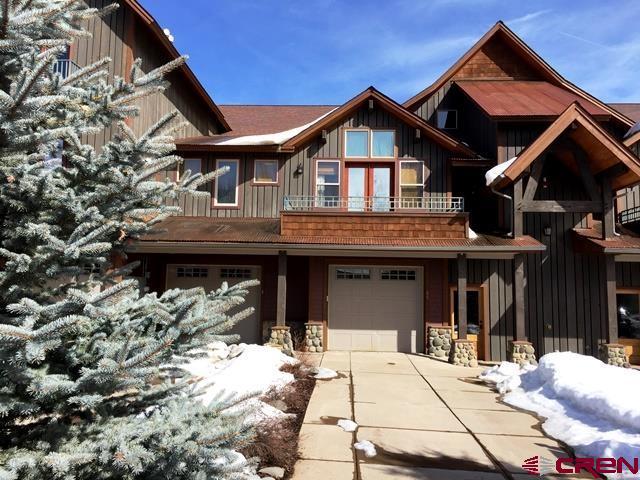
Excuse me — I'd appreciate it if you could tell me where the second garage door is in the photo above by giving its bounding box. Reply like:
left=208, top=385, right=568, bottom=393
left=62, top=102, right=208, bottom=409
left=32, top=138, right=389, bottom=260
left=328, top=265, right=423, bottom=352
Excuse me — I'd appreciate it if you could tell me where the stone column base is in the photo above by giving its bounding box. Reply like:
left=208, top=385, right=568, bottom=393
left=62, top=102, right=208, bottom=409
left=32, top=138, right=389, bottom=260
left=449, top=339, right=478, bottom=367
left=266, top=325, right=294, bottom=357
left=427, top=326, right=452, bottom=359
left=508, top=340, right=537, bottom=366
left=599, top=343, right=629, bottom=367
left=302, top=322, right=324, bottom=353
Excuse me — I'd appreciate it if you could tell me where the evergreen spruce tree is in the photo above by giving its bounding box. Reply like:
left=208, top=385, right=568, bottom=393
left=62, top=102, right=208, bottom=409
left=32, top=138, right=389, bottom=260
left=0, top=1, right=260, bottom=478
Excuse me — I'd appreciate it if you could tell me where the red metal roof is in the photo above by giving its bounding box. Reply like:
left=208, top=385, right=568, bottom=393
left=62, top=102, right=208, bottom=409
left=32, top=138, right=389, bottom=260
left=610, top=103, right=640, bottom=122
left=137, top=217, right=544, bottom=252
left=219, top=105, right=337, bottom=136
left=456, top=81, right=609, bottom=119
left=573, top=222, right=640, bottom=254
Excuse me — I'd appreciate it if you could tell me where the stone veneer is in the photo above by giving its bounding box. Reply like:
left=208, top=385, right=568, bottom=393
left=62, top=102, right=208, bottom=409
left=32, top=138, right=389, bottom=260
left=301, top=322, right=324, bottom=353
left=427, top=326, right=452, bottom=359
left=599, top=343, right=629, bottom=367
left=266, top=325, right=294, bottom=357
left=449, top=339, right=478, bottom=367
left=508, top=340, right=538, bottom=366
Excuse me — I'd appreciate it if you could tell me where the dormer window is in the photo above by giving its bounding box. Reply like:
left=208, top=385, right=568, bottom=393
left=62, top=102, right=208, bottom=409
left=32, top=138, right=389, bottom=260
left=344, top=129, right=395, bottom=158
left=436, top=109, right=457, bottom=130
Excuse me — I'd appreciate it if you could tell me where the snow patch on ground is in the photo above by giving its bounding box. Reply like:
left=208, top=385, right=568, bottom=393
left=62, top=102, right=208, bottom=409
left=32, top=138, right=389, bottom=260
left=354, top=440, right=377, bottom=458
left=481, top=352, right=640, bottom=477
left=485, top=156, right=517, bottom=186
left=337, top=419, right=358, bottom=432
left=182, top=342, right=298, bottom=424
left=313, top=367, right=338, bottom=379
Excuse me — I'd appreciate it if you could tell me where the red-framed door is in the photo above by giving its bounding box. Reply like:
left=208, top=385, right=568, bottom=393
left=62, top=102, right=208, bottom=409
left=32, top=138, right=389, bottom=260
left=344, top=162, right=394, bottom=212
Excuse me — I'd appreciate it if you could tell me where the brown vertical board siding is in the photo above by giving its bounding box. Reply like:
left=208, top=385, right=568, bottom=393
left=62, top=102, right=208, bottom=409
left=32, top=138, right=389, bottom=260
left=617, top=263, right=640, bottom=288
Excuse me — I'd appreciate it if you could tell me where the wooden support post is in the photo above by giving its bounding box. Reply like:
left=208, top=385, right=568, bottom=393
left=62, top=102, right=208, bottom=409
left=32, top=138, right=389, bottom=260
left=605, top=255, right=618, bottom=344
left=277, top=250, right=287, bottom=327
left=514, top=253, right=526, bottom=341
left=457, top=254, right=467, bottom=340
left=513, top=179, right=523, bottom=237
left=602, top=178, right=615, bottom=240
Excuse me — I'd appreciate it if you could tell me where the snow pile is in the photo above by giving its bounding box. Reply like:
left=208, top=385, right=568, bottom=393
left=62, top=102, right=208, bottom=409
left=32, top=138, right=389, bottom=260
left=182, top=342, right=298, bottom=423
left=338, top=419, right=358, bottom=432
left=485, top=156, right=517, bottom=186
left=313, top=367, right=338, bottom=379
left=481, top=352, right=640, bottom=472
left=354, top=440, right=377, bottom=458
left=216, top=108, right=336, bottom=146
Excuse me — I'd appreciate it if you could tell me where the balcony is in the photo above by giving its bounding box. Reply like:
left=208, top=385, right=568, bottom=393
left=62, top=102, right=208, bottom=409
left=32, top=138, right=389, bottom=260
left=281, top=195, right=469, bottom=239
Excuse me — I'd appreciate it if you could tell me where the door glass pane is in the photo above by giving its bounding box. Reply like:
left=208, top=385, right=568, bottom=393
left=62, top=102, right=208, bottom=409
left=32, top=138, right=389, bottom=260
left=372, top=167, right=391, bottom=212
left=348, top=167, right=366, bottom=211
left=453, top=291, right=481, bottom=334
left=618, top=293, right=640, bottom=339
left=216, top=160, right=237, bottom=205
left=345, top=131, right=369, bottom=157
left=372, top=131, right=394, bottom=157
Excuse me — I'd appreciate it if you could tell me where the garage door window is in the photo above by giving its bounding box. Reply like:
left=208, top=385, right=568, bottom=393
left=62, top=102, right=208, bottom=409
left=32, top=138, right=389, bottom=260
left=381, top=269, right=416, bottom=281
left=177, top=267, right=208, bottom=278
left=221, top=268, right=252, bottom=279
left=336, top=268, right=370, bottom=280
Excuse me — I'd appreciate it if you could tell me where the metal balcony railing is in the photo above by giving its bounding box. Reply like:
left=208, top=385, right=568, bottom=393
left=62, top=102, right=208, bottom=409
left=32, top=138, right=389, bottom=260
left=53, top=59, right=80, bottom=79
left=283, top=195, right=464, bottom=213
left=619, top=206, right=640, bottom=225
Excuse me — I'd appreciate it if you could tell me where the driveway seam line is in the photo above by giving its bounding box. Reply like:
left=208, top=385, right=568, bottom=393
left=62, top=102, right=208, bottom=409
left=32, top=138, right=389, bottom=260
left=349, top=353, right=361, bottom=480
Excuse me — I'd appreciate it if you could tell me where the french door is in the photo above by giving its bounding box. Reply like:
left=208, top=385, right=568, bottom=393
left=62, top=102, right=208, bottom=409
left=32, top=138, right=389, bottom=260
left=346, top=163, right=393, bottom=212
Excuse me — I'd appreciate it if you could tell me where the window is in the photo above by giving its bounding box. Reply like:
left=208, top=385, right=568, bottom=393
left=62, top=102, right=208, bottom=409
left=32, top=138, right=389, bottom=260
left=400, top=161, right=425, bottom=207
left=254, top=160, right=278, bottom=184
left=183, top=158, right=202, bottom=177
left=381, top=269, right=416, bottom=281
left=177, top=266, right=209, bottom=278
left=221, top=268, right=252, bottom=279
left=436, top=110, right=457, bottom=129
left=316, top=160, right=340, bottom=206
left=345, top=130, right=369, bottom=157
left=371, top=130, right=395, bottom=157
left=336, top=268, right=370, bottom=280
left=617, top=290, right=640, bottom=339
left=214, top=159, right=239, bottom=206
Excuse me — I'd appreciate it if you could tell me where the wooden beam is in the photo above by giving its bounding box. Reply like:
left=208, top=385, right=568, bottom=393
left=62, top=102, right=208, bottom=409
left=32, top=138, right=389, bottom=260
left=597, top=163, right=628, bottom=181
left=513, top=179, right=523, bottom=236
left=457, top=254, right=467, bottom=340
left=605, top=255, right=618, bottom=343
left=572, top=145, right=601, bottom=202
left=514, top=254, right=526, bottom=341
left=522, top=155, right=546, bottom=202
left=602, top=178, right=615, bottom=239
left=519, top=200, right=603, bottom=213
left=276, top=250, right=287, bottom=327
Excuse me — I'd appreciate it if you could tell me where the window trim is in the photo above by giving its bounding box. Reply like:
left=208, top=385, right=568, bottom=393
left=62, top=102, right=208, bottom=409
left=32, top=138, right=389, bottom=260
left=253, top=159, right=279, bottom=185
left=436, top=109, right=458, bottom=130
left=344, top=128, right=370, bottom=158
left=315, top=159, right=341, bottom=196
left=370, top=129, right=396, bottom=158
left=214, top=158, right=240, bottom=207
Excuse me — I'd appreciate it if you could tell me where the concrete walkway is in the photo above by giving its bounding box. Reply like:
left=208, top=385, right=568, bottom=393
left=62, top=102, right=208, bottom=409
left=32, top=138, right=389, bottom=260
left=293, top=352, right=576, bottom=480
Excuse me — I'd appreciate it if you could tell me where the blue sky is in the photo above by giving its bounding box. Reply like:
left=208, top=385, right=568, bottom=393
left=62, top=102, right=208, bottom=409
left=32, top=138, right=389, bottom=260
left=140, top=0, right=640, bottom=105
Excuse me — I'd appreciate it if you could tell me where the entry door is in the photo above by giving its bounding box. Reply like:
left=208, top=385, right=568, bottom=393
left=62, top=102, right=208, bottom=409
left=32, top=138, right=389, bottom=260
left=346, top=163, right=392, bottom=212
left=451, top=288, right=486, bottom=360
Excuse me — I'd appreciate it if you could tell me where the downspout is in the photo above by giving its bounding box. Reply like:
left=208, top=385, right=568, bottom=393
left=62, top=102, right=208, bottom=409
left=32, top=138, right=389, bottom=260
left=490, top=178, right=514, bottom=238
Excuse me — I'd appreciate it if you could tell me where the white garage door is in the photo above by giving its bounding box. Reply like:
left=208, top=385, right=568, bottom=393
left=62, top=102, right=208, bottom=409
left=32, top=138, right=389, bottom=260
left=166, top=264, right=261, bottom=344
left=328, top=265, right=423, bottom=352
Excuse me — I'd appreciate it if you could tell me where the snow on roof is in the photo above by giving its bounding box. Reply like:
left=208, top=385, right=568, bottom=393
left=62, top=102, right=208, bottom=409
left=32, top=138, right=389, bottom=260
left=625, top=121, right=640, bottom=139
left=215, top=108, right=337, bottom=146
left=485, top=157, right=517, bottom=186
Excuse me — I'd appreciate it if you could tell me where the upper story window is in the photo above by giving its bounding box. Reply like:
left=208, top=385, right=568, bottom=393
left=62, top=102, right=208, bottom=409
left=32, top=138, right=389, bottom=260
left=254, top=159, right=278, bottom=184
left=182, top=158, right=202, bottom=177
left=436, top=110, right=457, bottom=130
left=400, top=160, right=425, bottom=199
left=214, top=159, right=239, bottom=206
left=344, top=129, right=395, bottom=158
left=316, top=160, right=340, bottom=204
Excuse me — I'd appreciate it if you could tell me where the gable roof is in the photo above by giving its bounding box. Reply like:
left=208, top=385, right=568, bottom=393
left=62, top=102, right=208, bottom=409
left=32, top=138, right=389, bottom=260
left=610, top=103, right=640, bottom=122
left=403, top=22, right=633, bottom=128
left=281, top=87, right=476, bottom=156
left=488, top=102, right=640, bottom=191
left=121, top=0, right=230, bottom=132
left=219, top=105, right=337, bottom=136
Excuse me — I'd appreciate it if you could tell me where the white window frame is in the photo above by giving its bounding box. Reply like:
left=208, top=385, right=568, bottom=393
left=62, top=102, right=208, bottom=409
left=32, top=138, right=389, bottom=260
left=370, top=129, right=396, bottom=158
left=436, top=109, right=458, bottom=130
left=344, top=129, right=370, bottom=158
left=399, top=160, right=425, bottom=208
left=315, top=160, right=341, bottom=196
left=179, top=158, right=202, bottom=180
left=253, top=159, right=279, bottom=184
left=214, top=158, right=239, bottom=207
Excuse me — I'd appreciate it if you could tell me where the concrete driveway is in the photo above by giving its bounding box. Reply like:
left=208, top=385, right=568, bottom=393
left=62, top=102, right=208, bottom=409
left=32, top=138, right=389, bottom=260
left=293, top=352, right=573, bottom=480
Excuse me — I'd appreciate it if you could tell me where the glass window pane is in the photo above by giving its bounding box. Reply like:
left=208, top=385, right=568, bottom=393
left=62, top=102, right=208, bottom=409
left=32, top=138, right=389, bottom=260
left=184, top=158, right=201, bottom=175
left=317, top=161, right=339, bottom=184
left=400, top=186, right=424, bottom=198
left=216, top=160, right=237, bottom=205
left=618, top=293, right=640, bottom=339
left=437, top=110, right=457, bottom=129
left=255, top=160, right=278, bottom=183
left=345, top=131, right=369, bottom=157
left=372, top=131, right=394, bottom=157
left=401, top=162, right=423, bottom=185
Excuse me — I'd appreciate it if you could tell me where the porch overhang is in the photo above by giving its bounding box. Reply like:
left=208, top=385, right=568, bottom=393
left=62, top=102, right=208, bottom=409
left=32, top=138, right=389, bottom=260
left=573, top=223, right=640, bottom=256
